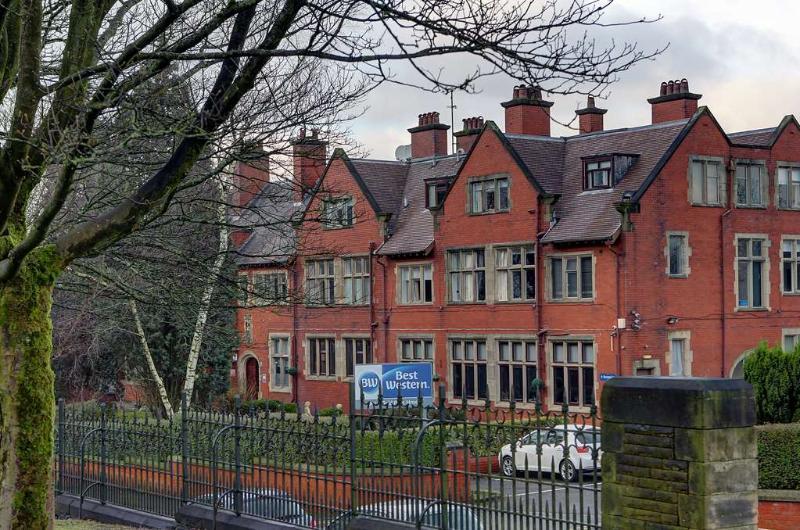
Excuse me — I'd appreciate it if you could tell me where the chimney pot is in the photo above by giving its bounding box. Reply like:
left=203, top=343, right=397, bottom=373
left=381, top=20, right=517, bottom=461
left=502, top=83, right=553, bottom=136
left=660, top=82, right=668, bottom=96
left=667, top=80, right=675, bottom=94
left=648, top=78, right=702, bottom=124
left=587, top=96, right=596, bottom=108
left=680, top=78, right=689, bottom=93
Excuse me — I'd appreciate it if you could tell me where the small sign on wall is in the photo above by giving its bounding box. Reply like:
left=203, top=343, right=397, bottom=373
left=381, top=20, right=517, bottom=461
left=599, top=373, right=617, bottom=382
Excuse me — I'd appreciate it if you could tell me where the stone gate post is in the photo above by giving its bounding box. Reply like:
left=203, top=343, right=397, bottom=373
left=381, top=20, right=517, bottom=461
left=601, top=377, right=757, bottom=529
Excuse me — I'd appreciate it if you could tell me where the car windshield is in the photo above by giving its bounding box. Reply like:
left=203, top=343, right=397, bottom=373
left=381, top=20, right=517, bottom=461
left=575, top=431, right=601, bottom=446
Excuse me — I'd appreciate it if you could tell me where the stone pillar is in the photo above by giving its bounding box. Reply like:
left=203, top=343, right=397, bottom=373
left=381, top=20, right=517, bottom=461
left=601, top=377, right=757, bottom=529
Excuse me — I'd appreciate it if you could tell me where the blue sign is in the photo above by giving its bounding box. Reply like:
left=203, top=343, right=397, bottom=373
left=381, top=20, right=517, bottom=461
left=599, top=373, right=617, bottom=382
left=353, top=363, right=434, bottom=408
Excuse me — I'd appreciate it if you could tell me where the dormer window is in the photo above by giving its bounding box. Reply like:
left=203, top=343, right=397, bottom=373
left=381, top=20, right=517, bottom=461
left=425, top=178, right=450, bottom=209
left=322, top=197, right=354, bottom=229
left=584, top=158, right=612, bottom=190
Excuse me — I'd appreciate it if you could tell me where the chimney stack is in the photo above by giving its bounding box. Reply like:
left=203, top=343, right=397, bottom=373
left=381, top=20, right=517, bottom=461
left=292, top=127, right=327, bottom=201
left=501, top=85, right=553, bottom=136
left=647, top=78, right=702, bottom=124
left=575, top=96, right=607, bottom=134
left=408, top=112, right=450, bottom=159
left=233, top=145, right=270, bottom=208
left=453, top=116, right=484, bottom=152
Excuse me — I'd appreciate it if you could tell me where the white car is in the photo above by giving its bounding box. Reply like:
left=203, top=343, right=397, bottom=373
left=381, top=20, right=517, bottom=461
left=498, top=425, right=602, bottom=481
left=327, top=500, right=484, bottom=530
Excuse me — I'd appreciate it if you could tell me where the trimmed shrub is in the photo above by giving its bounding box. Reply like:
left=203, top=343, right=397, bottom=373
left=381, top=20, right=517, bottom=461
left=283, top=403, right=298, bottom=414
left=757, top=423, right=800, bottom=490
left=744, top=342, right=800, bottom=423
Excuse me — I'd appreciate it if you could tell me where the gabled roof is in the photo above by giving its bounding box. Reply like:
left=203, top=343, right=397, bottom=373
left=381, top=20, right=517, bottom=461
left=234, top=181, right=300, bottom=266
left=729, top=115, right=800, bottom=148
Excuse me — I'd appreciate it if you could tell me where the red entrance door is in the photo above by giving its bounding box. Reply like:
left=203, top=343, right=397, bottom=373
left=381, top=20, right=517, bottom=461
left=245, top=357, right=259, bottom=400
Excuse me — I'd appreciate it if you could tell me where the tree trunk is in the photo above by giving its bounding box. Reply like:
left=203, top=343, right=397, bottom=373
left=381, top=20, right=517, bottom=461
left=129, top=299, right=174, bottom=419
left=0, top=247, right=60, bottom=530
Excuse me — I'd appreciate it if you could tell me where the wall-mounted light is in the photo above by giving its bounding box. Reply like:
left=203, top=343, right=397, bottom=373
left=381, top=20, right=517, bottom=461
left=666, top=316, right=679, bottom=325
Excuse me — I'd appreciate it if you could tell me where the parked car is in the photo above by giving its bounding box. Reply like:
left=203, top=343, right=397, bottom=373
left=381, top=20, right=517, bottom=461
left=498, top=425, right=602, bottom=481
left=193, top=488, right=317, bottom=527
left=326, top=499, right=484, bottom=530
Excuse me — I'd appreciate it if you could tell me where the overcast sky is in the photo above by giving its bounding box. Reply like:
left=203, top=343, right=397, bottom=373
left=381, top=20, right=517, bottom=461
left=348, top=0, right=800, bottom=160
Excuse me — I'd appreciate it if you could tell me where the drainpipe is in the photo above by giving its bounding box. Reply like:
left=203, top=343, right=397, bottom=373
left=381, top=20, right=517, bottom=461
left=374, top=254, right=389, bottom=363
left=368, top=242, right=376, bottom=359
left=291, top=263, right=299, bottom=405
left=534, top=201, right=546, bottom=406
left=720, top=158, right=735, bottom=376
left=606, top=241, right=623, bottom=375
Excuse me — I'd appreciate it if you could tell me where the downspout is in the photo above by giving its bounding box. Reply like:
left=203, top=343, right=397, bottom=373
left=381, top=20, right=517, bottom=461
left=292, top=263, right=299, bottom=405
left=368, top=242, right=376, bottom=359
left=606, top=241, right=623, bottom=375
left=720, top=158, right=735, bottom=376
left=374, top=255, right=389, bottom=363
left=534, top=200, right=549, bottom=406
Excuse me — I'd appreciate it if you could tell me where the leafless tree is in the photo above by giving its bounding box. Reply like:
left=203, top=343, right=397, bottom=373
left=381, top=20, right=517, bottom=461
left=0, top=0, right=660, bottom=526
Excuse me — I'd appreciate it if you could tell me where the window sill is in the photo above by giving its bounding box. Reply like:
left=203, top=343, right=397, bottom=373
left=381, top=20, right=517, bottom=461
left=268, top=386, right=292, bottom=393
left=448, top=398, right=489, bottom=407
left=397, top=302, right=435, bottom=306
left=777, top=207, right=800, bottom=212
left=689, top=202, right=725, bottom=208
left=467, top=210, right=510, bottom=217
left=494, top=300, right=537, bottom=305
left=735, top=204, right=768, bottom=210
left=305, top=375, right=339, bottom=382
left=734, top=307, right=770, bottom=312
left=781, top=292, right=800, bottom=296
left=322, top=225, right=354, bottom=231
left=667, top=274, right=689, bottom=279
left=447, top=301, right=488, bottom=306
left=546, top=298, right=595, bottom=304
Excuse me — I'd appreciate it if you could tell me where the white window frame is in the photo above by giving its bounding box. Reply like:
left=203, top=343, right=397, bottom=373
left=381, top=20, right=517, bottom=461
left=398, top=263, right=434, bottom=305
left=447, top=248, right=487, bottom=303
left=777, top=164, right=800, bottom=210
left=497, top=339, right=538, bottom=403
left=251, top=271, right=288, bottom=305
left=269, top=335, right=291, bottom=392
left=689, top=157, right=725, bottom=206
left=305, top=258, right=335, bottom=305
left=344, top=336, right=372, bottom=377
left=734, top=235, right=770, bottom=310
left=584, top=158, right=612, bottom=190
left=449, top=338, right=489, bottom=401
left=306, top=336, right=337, bottom=379
left=665, top=231, right=691, bottom=278
left=322, top=197, right=354, bottom=229
left=783, top=328, right=800, bottom=352
left=666, top=330, right=692, bottom=376
left=548, top=253, right=594, bottom=302
left=468, top=176, right=510, bottom=214
left=342, top=256, right=370, bottom=305
left=734, top=161, right=767, bottom=208
left=781, top=237, right=800, bottom=295
left=399, top=337, right=435, bottom=362
left=495, top=245, right=536, bottom=302
left=549, top=339, right=595, bottom=410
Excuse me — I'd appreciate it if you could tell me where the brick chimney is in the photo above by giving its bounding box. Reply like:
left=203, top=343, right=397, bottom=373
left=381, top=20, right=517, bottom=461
left=292, top=128, right=327, bottom=200
left=408, top=112, right=450, bottom=159
left=501, top=85, right=553, bottom=136
left=453, top=116, right=484, bottom=152
left=575, top=96, right=607, bottom=134
left=647, top=79, right=702, bottom=124
left=233, top=147, right=270, bottom=208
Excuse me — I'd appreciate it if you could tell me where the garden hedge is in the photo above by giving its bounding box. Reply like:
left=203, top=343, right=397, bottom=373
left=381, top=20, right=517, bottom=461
left=756, top=423, right=800, bottom=490
left=744, top=342, right=800, bottom=423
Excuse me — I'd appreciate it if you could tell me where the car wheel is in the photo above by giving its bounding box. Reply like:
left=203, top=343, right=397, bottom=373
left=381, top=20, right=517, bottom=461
left=501, top=455, right=515, bottom=477
left=559, top=460, right=577, bottom=482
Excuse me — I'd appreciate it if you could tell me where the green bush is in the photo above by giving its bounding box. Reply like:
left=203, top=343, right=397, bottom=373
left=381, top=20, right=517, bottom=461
left=744, top=342, right=800, bottom=423
left=757, top=423, right=800, bottom=490
left=319, top=407, right=341, bottom=417
left=283, top=403, right=298, bottom=414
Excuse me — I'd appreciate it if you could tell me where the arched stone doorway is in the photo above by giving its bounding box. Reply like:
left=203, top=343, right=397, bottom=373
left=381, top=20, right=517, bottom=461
left=730, top=350, right=752, bottom=379
left=244, top=357, right=260, bottom=400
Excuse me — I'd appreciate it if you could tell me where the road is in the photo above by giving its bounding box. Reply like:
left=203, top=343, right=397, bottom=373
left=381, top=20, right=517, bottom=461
left=471, top=476, right=602, bottom=529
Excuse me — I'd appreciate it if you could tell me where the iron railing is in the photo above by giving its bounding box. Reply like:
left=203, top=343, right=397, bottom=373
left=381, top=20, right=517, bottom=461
left=56, top=385, right=601, bottom=529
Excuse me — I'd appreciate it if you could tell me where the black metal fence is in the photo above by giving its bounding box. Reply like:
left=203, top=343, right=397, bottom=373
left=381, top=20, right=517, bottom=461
left=56, top=384, right=601, bottom=529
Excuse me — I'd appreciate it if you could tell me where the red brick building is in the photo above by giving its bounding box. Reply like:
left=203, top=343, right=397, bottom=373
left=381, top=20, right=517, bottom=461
left=231, top=80, right=800, bottom=413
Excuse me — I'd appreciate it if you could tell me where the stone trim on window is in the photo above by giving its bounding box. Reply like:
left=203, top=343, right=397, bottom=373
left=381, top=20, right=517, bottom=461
left=776, top=161, right=800, bottom=211
left=268, top=333, right=291, bottom=393
left=733, top=233, right=771, bottom=312
left=666, top=330, right=693, bottom=377
left=687, top=155, right=726, bottom=207
left=305, top=335, right=338, bottom=381
left=465, top=174, right=511, bottom=215
left=396, top=262, right=434, bottom=305
left=665, top=231, right=691, bottom=278
left=546, top=336, right=596, bottom=412
left=783, top=328, right=800, bottom=353
left=733, top=159, right=768, bottom=209
left=780, top=236, right=800, bottom=295
left=544, top=252, right=596, bottom=303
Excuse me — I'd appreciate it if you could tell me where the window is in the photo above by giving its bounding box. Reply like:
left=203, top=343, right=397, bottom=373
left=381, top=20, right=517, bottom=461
left=690, top=159, right=723, bottom=206
left=495, top=246, right=536, bottom=302
left=271, top=337, right=290, bottom=389
left=777, top=167, right=800, bottom=209
left=425, top=179, right=448, bottom=208
left=399, top=264, right=433, bottom=304
left=667, top=233, right=689, bottom=277
left=469, top=177, right=509, bottom=214
left=549, top=255, right=593, bottom=301
left=242, top=315, right=253, bottom=344
left=783, top=239, right=800, bottom=294
left=784, top=332, right=799, bottom=352
left=584, top=158, right=612, bottom=190
left=551, top=341, right=594, bottom=408
left=237, top=274, right=249, bottom=306
left=343, top=257, right=370, bottom=305
left=400, top=338, right=434, bottom=361
left=322, top=198, right=354, bottom=228
left=498, top=340, right=538, bottom=403
left=306, top=259, right=335, bottom=305
left=308, top=338, right=336, bottom=377
left=345, top=338, right=372, bottom=377
left=450, top=339, right=488, bottom=400
left=252, top=272, right=287, bottom=304
left=736, top=238, right=767, bottom=309
left=735, top=162, right=766, bottom=207
left=447, top=249, right=486, bottom=303
left=669, top=338, right=688, bottom=376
